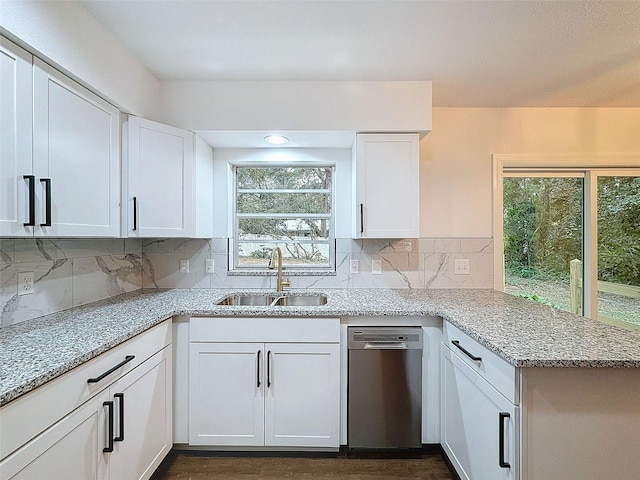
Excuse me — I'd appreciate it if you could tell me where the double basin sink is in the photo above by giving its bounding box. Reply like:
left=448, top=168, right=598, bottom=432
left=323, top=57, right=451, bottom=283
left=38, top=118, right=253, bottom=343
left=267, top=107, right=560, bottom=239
left=217, top=293, right=328, bottom=307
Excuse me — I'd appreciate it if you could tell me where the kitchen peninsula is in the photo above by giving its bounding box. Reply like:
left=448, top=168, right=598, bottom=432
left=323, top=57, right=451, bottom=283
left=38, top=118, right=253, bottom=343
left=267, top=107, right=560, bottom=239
left=2, top=288, right=640, bottom=480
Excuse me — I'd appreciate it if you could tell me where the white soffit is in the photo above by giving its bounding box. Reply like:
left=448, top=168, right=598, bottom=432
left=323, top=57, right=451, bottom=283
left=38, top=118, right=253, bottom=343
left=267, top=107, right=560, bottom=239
left=197, top=130, right=356, bottom=149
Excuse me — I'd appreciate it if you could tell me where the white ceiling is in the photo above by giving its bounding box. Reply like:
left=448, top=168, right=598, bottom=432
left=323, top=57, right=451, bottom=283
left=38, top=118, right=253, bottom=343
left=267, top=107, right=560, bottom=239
left=80, top=0, right=640, bottom=108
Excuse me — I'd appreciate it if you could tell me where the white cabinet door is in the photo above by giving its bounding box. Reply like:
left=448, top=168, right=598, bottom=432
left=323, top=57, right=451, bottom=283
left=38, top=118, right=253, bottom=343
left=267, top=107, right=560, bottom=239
left=264, top=343, right=340, bottom=448
left=0, top=37, right=33, bottom=237
left=0, top=390, right=109, bottom=480
left=188, top=342, right=264, bottom=446
left=188, top=341, right=340, bottom=448
left=353, top=133, right=419, bottom=238
left=126, top=117, right=195, bottom=237
left=107, top=346, right=172, bottom=480
left=441, top=346, right=517, bottom=480
left=32, top=59, right=120, bottom=237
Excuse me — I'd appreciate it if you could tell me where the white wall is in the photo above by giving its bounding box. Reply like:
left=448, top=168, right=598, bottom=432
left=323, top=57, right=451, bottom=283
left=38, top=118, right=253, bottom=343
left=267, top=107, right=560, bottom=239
left=0, top=0, right=160, bottom=117
left=420, top=107, right=640, bottom=238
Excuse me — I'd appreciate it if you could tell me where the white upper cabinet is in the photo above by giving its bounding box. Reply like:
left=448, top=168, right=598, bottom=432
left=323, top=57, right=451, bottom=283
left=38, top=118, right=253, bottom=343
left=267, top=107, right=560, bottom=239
left=125, top=117, right=213, bottom=238
left=352, top=133, right=420, bottom=239
left=1, top=36, right=120, bottom=238
left=33, top=59, right=120, bottom=237
left=0, top=37, right=33, bottom=236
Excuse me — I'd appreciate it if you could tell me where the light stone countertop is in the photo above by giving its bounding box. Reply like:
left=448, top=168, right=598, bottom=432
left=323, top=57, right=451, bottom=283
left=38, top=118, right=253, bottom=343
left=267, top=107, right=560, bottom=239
left=2, top=287, right=640, bottom=407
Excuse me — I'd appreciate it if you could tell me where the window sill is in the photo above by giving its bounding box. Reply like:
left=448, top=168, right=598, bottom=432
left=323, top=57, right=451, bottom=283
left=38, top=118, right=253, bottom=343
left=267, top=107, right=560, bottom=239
left=227, top=270, right=336, bottom=277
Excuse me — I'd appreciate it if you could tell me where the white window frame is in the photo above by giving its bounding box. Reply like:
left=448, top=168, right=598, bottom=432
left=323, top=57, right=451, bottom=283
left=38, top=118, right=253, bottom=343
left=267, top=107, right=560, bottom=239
left=230, top=161, right=336, bottom=272
left=493, top=154, right=640, bottom=322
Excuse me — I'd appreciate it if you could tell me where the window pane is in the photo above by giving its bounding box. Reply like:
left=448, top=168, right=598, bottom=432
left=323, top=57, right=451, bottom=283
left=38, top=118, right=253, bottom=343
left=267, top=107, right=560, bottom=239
left=238, top=242, right=330, bottom=267
left=237, top=167, right=332, bottom=190
left=238, top=192, right=331, bottom=214
left=503, top=177, right=583, bottom=313
left=238, top=218, right=330, bottom=241
left=234, top=165, right=334, bottom=270
left=597, top=176, right=640, bottom=326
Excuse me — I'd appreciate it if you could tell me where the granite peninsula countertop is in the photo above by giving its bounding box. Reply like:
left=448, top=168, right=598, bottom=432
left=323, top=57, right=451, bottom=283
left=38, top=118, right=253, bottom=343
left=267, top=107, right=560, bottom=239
left=2, top=287, right=640, bottom=407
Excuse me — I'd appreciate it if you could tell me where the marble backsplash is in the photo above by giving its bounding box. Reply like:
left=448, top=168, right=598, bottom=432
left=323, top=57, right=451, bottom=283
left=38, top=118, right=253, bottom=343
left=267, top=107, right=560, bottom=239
left=0, top=237, right=493, bottom=327
left=0, top=238, right=143, bottom=327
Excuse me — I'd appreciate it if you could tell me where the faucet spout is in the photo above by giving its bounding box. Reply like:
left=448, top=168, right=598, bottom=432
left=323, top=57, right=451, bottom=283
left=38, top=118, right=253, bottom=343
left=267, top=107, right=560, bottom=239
left=268, top=247, right=290, bottom=292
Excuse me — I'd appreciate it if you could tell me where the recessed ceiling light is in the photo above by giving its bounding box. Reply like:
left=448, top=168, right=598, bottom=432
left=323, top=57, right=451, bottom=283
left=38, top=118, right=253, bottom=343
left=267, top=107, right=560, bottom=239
left=264, top=135, right=289, bottom=145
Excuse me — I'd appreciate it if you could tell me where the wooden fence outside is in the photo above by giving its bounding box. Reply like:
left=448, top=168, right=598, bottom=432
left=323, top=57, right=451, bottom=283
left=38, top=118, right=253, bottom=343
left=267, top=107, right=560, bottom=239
left=569, top=259, right=640, bottom=315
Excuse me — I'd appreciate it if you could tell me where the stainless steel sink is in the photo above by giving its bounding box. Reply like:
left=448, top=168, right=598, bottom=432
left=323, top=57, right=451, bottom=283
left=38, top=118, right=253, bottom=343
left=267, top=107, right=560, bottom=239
left=270, top=294, right=328, bottom=306
left=216, top=294, right=274, bottom=306
left=216, top=293, right=328, bottom=307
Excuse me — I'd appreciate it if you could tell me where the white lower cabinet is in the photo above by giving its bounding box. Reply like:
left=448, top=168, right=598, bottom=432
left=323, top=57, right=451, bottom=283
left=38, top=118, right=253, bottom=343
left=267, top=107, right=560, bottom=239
left=441, top=321, right=518, bottom=480
left=0, top=390, right=110, bottom=480
left=106, top=346, right=172, bottom=480
left=188, top=317, right=340, bottom=449
left=0, top=322, right=172, bottom=480
left=189, top=342, right=265, bottom=446
left=264, top=343, right=339, bottom=447
left=441, top=346, right=517, bottom=480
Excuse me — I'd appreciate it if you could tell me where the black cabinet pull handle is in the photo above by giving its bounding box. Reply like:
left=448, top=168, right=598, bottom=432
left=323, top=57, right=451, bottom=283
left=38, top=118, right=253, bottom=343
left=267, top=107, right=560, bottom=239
left=23, top=175, right=35, bottom=226
left=257, top=350, right=262, bottom=388
left=40, top=178, right=51, bottom=227
left=103, top=400, right=114, bottom=453
left=132, top=196, right=137, bottom=231
left=267, top=350, right=272, bottom=387
left=360, top=203, right=364, bottom=233
left=114, top=393, right=125, bottom=442
left=451, top=340, right=482, bottom=362
left=499, top=412, right=511, bottom=468
left=87, top=355, right=135, bottom=384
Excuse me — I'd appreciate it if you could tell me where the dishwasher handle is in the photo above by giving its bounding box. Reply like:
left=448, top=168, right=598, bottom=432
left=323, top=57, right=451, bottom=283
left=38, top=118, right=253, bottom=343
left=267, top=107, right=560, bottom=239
left=363, top=341, right=408, bottom=349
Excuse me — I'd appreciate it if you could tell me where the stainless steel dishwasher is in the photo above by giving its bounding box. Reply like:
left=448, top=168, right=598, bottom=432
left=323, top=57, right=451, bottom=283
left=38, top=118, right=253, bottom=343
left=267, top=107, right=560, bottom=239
left=348, top=327, right=423, bottom=449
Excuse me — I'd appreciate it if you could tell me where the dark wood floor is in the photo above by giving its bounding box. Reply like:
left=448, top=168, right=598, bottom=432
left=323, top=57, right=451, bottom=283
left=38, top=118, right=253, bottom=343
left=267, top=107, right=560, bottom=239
left=151, top=451, right=454, bottom=480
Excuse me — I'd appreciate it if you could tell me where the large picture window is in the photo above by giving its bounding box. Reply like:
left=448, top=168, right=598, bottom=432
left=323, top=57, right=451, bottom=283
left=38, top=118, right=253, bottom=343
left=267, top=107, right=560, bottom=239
left=495, top=156, right=640, bottom=329
left=232, top=164, right=335, bottom=270
left=502, top=175, right=584, bottom=313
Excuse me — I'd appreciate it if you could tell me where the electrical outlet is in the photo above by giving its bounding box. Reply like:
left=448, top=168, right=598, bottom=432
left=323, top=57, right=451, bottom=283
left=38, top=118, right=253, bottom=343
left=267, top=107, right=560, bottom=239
left=18, top=271, right=34, bottom=296
left=454, top=258, right=470, bottom=275
left=205, top=258, right=214, bottom=274
left=371, top=258, right=382, bottom=275
left=350, top=260, right=359, bottom=274
left=179, top=259, right=190, bottom=274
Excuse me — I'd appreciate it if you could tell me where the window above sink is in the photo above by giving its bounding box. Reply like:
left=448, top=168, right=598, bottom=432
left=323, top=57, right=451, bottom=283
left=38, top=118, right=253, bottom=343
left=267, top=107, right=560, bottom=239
left=230, top=162, right=336, bottom=273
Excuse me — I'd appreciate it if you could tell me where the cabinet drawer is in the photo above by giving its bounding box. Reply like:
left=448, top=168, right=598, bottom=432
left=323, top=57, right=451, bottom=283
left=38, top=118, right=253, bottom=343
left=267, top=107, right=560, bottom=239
left=190, top=317, right=340, bottom=343
left=0, top=321, right=171, bottom=460
left=442, top=322, right=517, bottom=403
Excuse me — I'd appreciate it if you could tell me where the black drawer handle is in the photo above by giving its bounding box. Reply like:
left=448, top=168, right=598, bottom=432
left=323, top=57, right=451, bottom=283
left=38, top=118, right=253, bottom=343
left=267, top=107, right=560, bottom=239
left=267, top=350, right=272, bottom=387
left=103, top=400, right=114, bottom=453
left=499, top=412, right=511, bottom=468
left=23, top=175, right=35, bottom=226
left=451, top=340, right=482, bottom=362
left=360, top=203, right=364, bottom=233
left=114, top=393, right=125, bottom=442
left=87, top=355, right=135, bottom=384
